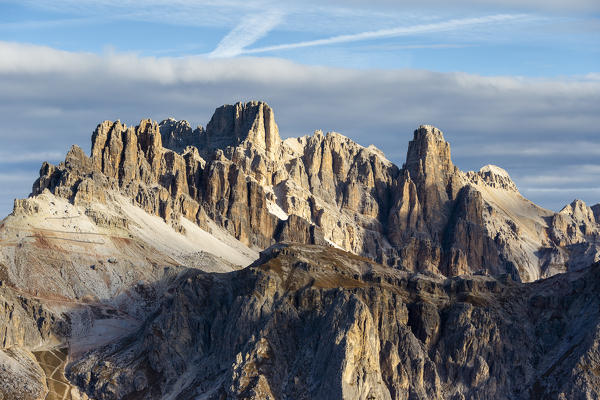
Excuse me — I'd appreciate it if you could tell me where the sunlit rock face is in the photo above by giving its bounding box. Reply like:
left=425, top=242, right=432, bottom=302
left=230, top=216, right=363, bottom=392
left=30, top=102, right=600, bottom=282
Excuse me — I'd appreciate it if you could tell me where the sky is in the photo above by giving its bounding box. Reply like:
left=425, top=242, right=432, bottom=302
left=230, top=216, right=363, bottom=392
left=0, top=0, right=599, bottom=217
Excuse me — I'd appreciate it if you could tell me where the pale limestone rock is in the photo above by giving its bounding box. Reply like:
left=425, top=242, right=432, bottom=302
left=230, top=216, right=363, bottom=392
left=204, top=101, right=281, bottom=158
left=551, top=199, right=599, bottom=246
left=0, top=348, right=48, bottom=400
left=467, top=164, right=518, bottom=192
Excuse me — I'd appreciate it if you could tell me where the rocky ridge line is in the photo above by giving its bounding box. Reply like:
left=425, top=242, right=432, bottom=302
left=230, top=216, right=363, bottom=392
left=25, top=101, right=600, bottom=282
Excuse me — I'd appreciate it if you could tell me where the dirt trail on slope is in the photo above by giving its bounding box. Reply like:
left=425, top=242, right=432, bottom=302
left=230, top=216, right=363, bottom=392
left=33, top=348, right=75, bottom=400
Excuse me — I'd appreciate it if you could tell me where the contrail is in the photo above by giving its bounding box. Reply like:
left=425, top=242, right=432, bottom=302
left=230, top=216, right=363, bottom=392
left=239, top=14, right=530, bottom=55
left=209, top=10, right=284, bottom=58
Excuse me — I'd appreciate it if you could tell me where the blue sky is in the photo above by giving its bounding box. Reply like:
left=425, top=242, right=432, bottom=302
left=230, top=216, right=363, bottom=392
left=1, top=1, right=598, bottom=75
left=0, top=0, right=599, bottom=216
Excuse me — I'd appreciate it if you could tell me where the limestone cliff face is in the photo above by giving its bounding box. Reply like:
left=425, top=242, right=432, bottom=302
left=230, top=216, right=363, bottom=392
left=400, top=125, right=462, bottom=234
left=388, top=127, right=557, bottom=280
left=0, top=284, right=61, bottom=350
left=67, top=244, right=600, bottom=400
left=27, top=101, right=600, bottom=282
left=204, top=101, right=281, bottom=157
left=544, top=199, right=600, bottom=273
left=387, top=125, right=464, bottom=275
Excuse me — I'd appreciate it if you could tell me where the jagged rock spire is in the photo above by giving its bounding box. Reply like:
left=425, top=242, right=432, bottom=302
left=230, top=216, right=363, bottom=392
left=405, top=125, right=455, bottom=185
left=205, top=101, right=281, bottom=157
left=390, top=125, right=463, bottom=242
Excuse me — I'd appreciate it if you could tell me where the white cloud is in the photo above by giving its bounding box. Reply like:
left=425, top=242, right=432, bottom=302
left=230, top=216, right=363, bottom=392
left=523, top=188, right=600, bottom=193
left=515, top=164, right=600, bottom=188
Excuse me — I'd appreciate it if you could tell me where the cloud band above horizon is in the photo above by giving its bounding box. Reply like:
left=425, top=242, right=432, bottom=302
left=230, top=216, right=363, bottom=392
left=0, top=41, right=599, bottom=217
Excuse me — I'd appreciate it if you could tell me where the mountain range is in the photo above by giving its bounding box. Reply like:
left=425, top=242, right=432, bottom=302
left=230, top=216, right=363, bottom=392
left=1, top=101, right=599, bottom=399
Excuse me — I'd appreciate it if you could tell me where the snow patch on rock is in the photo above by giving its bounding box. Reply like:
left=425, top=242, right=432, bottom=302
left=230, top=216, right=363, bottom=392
left=480, top=164, right=511, bottom=179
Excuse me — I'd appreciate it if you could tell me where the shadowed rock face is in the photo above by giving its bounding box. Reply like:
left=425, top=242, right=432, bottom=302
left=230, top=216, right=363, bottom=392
left=0, top=283, right=66, bottom=400
left=159, top=118, right=204, bottom=154
left=67, top=244, right=600, bottom=400
left=29, top=101, right=600, bottom=282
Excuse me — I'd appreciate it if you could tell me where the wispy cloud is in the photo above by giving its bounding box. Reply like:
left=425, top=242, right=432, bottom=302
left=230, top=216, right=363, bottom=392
left=522, top=188, right=600, bottom=193
left=456, top=141, right=600, bottom=157
left=0, top=172, right=38, bottom=183
left=0, top=17, right=98, bottom=30
left=0, top=151, right=64, bottom=164
left=19, top=0, right=269, bottom=29
left=238, top=14, right=531, bottom=55
left=209, top=10, right=285, bottom=58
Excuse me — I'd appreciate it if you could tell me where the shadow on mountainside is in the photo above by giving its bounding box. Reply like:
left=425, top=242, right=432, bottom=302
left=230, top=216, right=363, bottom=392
left=58, top=244, right=600, bottom=400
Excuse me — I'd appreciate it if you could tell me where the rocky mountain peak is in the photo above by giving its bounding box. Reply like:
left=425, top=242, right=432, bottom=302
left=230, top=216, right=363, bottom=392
left=159, top=118, right=203, bottom=153
left=560, top=199, right=597, bottom=225
left=548, top=199, right=599, bottom=250
left=6, top=102, right=600, bottom=400
left=467, top=164, right=519, bottom=192
left=391, top=125, right=462, bottom=245
left=404, top=125, right=455, bottom=185
left=204, top=100, right=281, bottom=157
left=479, top=164, right=510, bottom=178
left=416, top=124, right=445, bottom=139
